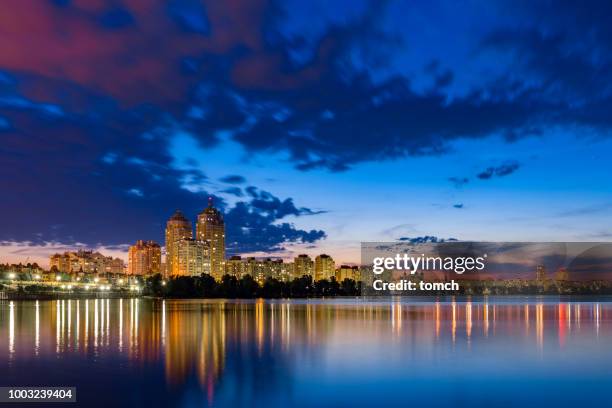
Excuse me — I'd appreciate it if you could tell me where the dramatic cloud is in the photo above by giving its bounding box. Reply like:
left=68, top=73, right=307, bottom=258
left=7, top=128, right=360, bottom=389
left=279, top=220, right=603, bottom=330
left=225, top=188, right=326, bottom=253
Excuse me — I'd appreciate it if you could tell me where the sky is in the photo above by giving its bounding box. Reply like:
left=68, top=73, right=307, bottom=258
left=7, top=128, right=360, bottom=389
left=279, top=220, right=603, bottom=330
left=1, top=0, right=611, bottom=267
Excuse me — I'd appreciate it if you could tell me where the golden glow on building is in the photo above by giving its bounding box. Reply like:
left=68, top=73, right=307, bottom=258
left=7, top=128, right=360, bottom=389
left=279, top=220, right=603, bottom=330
left=293, top=254, right=313, bottom=279
left=128, top=240, right=161, bottom=276
left=314, top=254, right=335, bottom=281
left=176, top=238, right=210, bottom=277
left=165, top=210, right=192, bottom=278
left=196, top=198, right=225, bottom=281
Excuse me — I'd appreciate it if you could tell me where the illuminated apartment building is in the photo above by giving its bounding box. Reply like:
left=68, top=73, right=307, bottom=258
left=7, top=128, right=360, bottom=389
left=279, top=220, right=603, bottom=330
left=196, top=198, right=225, bottom=281
left=165, top=210, right=193, bottom=277
left=49, top=250, right=124, bottom=274
left=336, top=265, right=361, bottom=282
left=128, top=240, right=161, bottom=276
left=315, top=254, right=335, bottom=281
left=294, top=254, right=314, bottom=279
left=225, top=255, right=246, bottom=278
left=281, top=262, right=294, bottom=282
left=176, top=238, right=210, bottom=277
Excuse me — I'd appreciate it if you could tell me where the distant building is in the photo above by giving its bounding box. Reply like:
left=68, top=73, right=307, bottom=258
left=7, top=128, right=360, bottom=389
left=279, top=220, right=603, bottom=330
left=225, top=255, right=246, bottom=278
left=281, top=262, right=293, bottom=282
left=336, top=265, right=360, bottom=282
left=315, top=254, right=335, bottom=281
left=265, top=259, right=284, bottom=281
left=128, top=240, right=161, bottom=276
left=555, top=267, right=569, bottom=282
left=224, top=256, right=286, bottom=283
left=50, top=253, right=71, bottom=273
left=165, top=210, right=192, bottom=278
left=49, top=250, right=124, bottom=274
left=176, top=238, right=210, bottom=277
left=243, top=257, right=259, bottom=281
left=294, top=254, right=314, bottom=279
left=196, top=198, right=225, bottom=281
left=536, top=265, right=546, bottom=281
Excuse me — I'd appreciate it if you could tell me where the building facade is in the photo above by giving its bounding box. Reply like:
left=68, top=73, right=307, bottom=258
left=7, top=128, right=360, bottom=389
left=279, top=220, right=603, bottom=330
left=128, top=240, right=161, bottom=276
left=315, top=254, right=335, bottom=281
left=225, top=255, right=246, bottom=278
left=176, top=238, right=210, bottom=277
left=336, top=265, right=360, bottom=282
left=196, top=198, right=225, bottom=281
left=165, top=210, right=193, bottom=277
left=49, top=250, right=124, bottom=274
left=294, top=254, right=314, bottom=279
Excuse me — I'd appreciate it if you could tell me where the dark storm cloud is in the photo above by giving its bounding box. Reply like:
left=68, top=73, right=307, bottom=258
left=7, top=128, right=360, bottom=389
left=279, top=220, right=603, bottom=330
left=245, top=187, right=326, bottom=218
left=225, top=195, right=326, bottom=254
left=477, top=162, right=520, bottom=180
left=1, top=0, right=612, bottom=251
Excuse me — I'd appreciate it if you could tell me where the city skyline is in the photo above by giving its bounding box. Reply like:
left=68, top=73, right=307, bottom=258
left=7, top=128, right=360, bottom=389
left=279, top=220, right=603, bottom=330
left=1, top=1, right=612, bottom=268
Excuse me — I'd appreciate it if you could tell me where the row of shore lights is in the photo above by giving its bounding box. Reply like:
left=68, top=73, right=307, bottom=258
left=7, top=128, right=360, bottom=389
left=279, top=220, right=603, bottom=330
left=5, top=273, right=144, bottom=291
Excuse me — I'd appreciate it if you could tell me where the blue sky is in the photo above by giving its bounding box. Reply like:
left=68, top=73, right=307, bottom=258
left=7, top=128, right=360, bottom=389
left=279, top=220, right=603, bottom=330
left=0, top=0, right=611, bottom=266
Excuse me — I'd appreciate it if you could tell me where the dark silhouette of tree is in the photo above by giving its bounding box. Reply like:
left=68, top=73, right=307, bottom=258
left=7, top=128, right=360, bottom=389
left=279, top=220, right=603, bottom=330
left=142, top=273, right=363, bottom=299
left=238, top=275, right=259, bottom=298
left=220, top=274, right=239, bottom=298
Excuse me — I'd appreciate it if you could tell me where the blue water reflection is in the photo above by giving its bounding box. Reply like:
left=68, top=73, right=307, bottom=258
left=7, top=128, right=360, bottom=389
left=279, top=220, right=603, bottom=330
left=0, top=297, right=611, bottom=407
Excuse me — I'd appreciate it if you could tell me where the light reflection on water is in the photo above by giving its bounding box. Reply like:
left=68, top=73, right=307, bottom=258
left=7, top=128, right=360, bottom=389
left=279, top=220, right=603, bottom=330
left=1, top=297, right=612, bottom=407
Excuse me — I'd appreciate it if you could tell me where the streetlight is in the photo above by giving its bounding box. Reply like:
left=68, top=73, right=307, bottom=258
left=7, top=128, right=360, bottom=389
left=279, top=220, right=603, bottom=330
left=55, top=276, right=61, bottom=281
left=8, top=273, right=16, bottom=280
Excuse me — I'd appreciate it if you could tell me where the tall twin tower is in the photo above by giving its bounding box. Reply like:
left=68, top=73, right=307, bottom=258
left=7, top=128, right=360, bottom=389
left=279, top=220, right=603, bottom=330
left=164, top=198, right=225, bottom=280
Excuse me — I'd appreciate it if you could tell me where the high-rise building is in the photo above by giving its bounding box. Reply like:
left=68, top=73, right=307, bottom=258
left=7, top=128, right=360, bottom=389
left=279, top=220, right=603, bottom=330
left=128, top=240, right=161, bottom=276
left=165, top=210, right=192, bottom=277
left=265, top=259, right=284, bottom=281
left=294, top=254, right=314, bottom=279
left=315, top=254, right=335, bottom=281
left=196, top=198, right=225, bottom=281
left=176, top=238, right=210, bottom=276
left=536, top=265, right=546, bottom=281
left=281, top=262, right=294, bottom=282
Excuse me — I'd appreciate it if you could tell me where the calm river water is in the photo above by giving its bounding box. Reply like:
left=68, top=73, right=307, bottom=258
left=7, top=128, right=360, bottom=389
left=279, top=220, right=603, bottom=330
left=1, top=297, right=611, bottom=407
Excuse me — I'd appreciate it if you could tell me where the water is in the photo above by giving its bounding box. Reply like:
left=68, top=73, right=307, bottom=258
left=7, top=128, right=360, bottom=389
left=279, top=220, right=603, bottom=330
left=0, top=297, right=611, bottom=407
